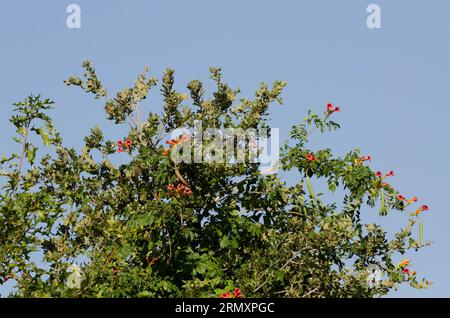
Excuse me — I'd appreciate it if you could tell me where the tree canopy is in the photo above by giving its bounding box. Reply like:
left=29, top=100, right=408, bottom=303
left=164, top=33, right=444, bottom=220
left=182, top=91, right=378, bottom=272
left=0, top=61, right=431, bottom=297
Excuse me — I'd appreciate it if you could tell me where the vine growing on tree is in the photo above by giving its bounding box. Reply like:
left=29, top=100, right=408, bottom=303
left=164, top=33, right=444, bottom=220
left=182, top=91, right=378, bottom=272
left=0, top=61, right=431, bottom=297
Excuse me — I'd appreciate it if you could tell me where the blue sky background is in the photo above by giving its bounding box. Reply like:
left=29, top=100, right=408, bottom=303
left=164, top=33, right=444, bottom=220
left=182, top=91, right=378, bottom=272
left=1, top=0, right=449, bottom=297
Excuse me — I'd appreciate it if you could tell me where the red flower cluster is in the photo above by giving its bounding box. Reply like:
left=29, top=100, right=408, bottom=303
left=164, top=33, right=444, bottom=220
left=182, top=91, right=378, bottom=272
left=375, top=170, right=394, bottom=178
left=167, top=183, right=192, bottom=196
left=146, top=256, right=158, bottom=266
left=397, top=194, right=418, bottom=205
left=326, top=103, right=341, bottom=114
left=306, top=153, right=317, bottom=162
left=355, top=155, right=371, bottom=165
left=398, top=260, right=417, bottom=278
left=220, top=288, right=243, bottom=298
left=396, top=194, right=429, bottom=215
left=166, top=134, right=190, bottom=146
left=415, top=205, right=429, bottom=215
left=117, top=139, right=132, bottom=153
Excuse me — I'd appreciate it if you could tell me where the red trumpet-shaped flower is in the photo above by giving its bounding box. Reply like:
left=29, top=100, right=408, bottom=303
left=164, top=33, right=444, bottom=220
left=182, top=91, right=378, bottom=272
left=117, top=139, right=131, bottom=153
left=415, top=205, right=429, bottom=215
left=166, top=183, right=193, bottom=198
left=219, top=288, right=243, bottom=298
left=145, top=256, right=158, bottom=266
left=398, top=259, right=410, bottom=268
left=397, top=194, right=419, bottom=205
left=406, top=197, right=418, bottom=205
left=166, top=139, right=178, bottom=146
left=326, top=103, right=341, bottom=114
left=385, top=171, right=395, bottom=177
left=166, top=135, right=190, bottom=147
left=355, top=155, right=372, bottom=165
left=306, top=153, right=317, bottom=162
left=326, top=103, right=334, bottom=112
left=233, top=288, right=242, bottom=298
left=375, top=170, right=395, bottom=178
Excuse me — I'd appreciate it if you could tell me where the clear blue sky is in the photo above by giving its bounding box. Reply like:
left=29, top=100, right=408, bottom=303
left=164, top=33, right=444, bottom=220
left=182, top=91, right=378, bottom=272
left=1, top=0, right=449, bottom=297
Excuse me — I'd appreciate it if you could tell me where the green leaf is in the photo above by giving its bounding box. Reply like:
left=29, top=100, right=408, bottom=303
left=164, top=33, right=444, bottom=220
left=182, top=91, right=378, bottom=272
left=27, top=146, right=37, bottom=165
left=37, top=128, right=50, bottom=147
left=328, top=181, right=337, bottom=193
left=275, top=270, right=285, bottom=282
left=219, top=236, right=229, bottom=249
left=18, top=126, right=27, bottom=137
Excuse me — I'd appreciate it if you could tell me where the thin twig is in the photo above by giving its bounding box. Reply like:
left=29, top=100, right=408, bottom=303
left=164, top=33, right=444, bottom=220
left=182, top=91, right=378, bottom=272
left=303, top=287, right=319, bottom=298
left=14, top=126, right=29, bottom=192
left=253, top=253, right=297, bottom=293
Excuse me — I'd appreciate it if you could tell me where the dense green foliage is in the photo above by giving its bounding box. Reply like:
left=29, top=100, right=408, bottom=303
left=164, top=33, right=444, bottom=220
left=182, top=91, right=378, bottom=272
left=0, top=62, right=431, bottom=297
